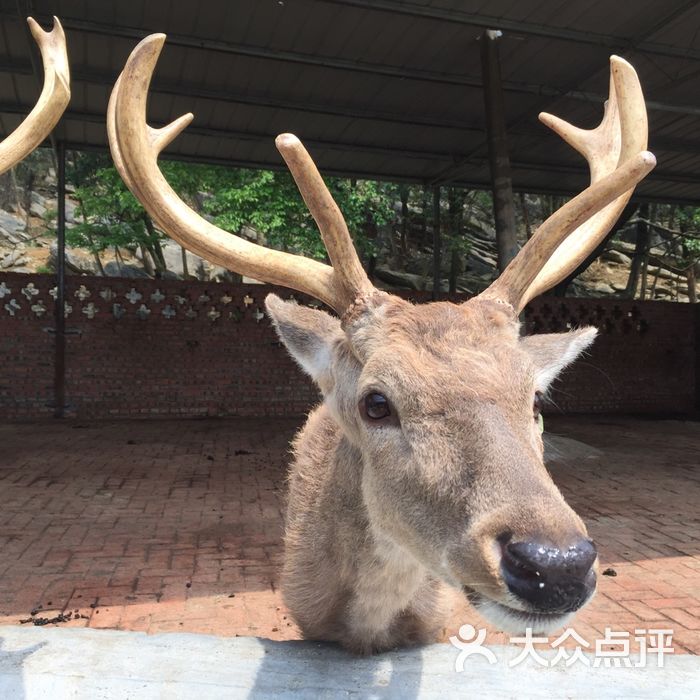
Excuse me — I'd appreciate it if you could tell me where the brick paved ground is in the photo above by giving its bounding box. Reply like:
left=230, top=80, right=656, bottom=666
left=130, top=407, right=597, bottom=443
left=0, top=415, right=698, bottom=655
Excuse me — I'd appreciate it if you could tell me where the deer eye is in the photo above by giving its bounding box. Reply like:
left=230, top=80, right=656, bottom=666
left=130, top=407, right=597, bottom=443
left=533, top=391, right=543, bottom=419
left=363, top=393, right=391, bottom=420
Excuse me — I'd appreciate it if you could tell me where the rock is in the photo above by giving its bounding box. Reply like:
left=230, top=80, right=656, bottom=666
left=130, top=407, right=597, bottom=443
left=602, top=249, right=631, bottom=265
left=160, top=240, right=204, bottom=278
left=0, top=231, right=28, bottom=245
left=374, top=267, right=428, bottom=290
left=65, top=199, right=80, bottom=224
left=613, top=241, right=665, bottom=258
left=0, top=209, right=25, bottom=233
left=29, top=192, right=48, bottom=218
left=104, top=261, right=150, bottom=278
left=48, top=241, right=98, bottom=275
left=0, top=208, right=28, bottom=245
left=30, top=200, right=46, bottom=218
left=645, top=265, right=677, bottom=282
left=241, top=275, right=265, bottom=284
left=1, top=250, right=24, bottom=268
left=31, top=191, right=46, bottom=207
left=240, top=225, right=266, bottom=244
left=591, top=281, right=616, bottom=295
left=210, top=266, right=242, bottom=283
left=465, top=248, right=497, bottom=276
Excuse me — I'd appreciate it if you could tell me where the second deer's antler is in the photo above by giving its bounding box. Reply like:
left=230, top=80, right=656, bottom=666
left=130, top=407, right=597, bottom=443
left=479, top=57, right=655, bottom=312
left=0, top=17, right=70, bottom=175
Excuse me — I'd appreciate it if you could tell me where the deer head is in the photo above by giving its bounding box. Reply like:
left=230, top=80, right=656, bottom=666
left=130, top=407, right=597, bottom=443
left=108, top=35, right=654, bottom=634
left=0, top=17, right=70, bottom=174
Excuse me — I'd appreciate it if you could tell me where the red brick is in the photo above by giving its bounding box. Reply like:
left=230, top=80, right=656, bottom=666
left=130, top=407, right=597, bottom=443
left=662, top=608, right=700, bottom=630
left=0, top=405, right=697, bottom=655
left=0, top=273, right=696, bottom=419
left=643, top=597, right=698, bottom=610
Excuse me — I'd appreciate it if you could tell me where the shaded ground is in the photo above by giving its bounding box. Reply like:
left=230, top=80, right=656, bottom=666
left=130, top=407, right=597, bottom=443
left=0, top=415, right=698, bottom=654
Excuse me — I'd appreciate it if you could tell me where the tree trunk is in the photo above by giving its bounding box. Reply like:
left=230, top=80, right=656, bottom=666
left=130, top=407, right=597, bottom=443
left=181, top=245, right=190, bottom=278
left=687, top=263, right=697, bottom=303
left=650, top=264, right=661, bottom=298
left=481, top=30, right=518, bottom=271
left=140, top=243, right=155, bottom=276
left=667, top=204, right=676, bottom=229
left=432, top=187, right=441, bottom=300
left=625, top=203, right=650, bottom=298
left=519, top=192, right=532, bottom=239
left=24, top=172, right=35, bottom=227
left=75, top=197, right=106, bottom=276
left=0, top=169, right=22, bottom=213
left=399, top=185, right=409, bottom=267
left=447, top=187, right=465, bottom=295
left=93, top=251, right=105, bottom=276
left=421, top=187, right=429, bottom=247
left=640, top=255, right=649, bottom=300
left=143, top=215, right=166, bottom=274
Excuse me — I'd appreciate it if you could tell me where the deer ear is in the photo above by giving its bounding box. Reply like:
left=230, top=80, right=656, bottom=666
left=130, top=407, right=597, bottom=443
left=520, top=326, right=597, bottom=391
left=265, top=294, right=342, bottom=387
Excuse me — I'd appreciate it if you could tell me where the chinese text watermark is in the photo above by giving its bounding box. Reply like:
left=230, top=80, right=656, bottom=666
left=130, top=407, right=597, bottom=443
left=449, top=624, right=674, bottom=670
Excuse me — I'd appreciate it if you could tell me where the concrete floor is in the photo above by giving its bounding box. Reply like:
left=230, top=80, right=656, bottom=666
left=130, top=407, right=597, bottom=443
left=0, top=414, right=698, bottom=664
left=1, top=626, right=698, bottom=699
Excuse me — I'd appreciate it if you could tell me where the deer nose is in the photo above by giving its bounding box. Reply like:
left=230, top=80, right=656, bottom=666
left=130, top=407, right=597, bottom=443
left=500, top=538, right=597, bottom=613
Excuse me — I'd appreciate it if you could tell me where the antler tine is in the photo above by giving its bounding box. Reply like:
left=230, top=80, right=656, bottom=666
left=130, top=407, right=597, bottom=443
left=0, top=16, right=70, bottom=175
left=109, top=33, right=373, bottom=314
left=275, top=134, right=375, bottom=310
left=480, top=56, right=653, bottom=312
left=480, top=151, right=655, bottom=310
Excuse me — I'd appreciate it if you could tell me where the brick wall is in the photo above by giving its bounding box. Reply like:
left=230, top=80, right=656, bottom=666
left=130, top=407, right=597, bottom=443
left=0, top=272, right=696, bottom=419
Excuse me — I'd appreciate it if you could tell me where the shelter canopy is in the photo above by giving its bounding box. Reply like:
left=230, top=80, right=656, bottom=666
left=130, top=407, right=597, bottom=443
left=1, top=0, right=699, bottom=203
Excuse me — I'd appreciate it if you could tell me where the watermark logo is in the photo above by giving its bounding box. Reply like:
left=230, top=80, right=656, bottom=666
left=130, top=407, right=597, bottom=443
left=449, top=626, right=674, bottom=670
left=450, top=624, right=497, bottom=670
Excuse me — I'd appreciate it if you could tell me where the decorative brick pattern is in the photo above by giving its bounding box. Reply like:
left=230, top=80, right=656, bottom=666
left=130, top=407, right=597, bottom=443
left=0, top=272, right=696, bottom=419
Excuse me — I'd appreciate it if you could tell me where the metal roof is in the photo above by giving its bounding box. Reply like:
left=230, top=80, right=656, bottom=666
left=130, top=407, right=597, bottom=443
left=2, top=0, right=700, bottom=202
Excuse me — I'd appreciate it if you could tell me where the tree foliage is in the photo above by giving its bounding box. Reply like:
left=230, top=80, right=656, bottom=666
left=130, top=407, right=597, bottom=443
left=63, top=151, right=399, bottom=267
left=32, top=149, right=700, bottom=301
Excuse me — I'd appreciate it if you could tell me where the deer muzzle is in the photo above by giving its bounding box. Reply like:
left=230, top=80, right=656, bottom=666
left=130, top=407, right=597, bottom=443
left=499, top=535, right=598, bottom=614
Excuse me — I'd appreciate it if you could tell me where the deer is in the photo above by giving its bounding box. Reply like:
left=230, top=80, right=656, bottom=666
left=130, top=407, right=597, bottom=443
left=108, top=34, right=655, bottom=654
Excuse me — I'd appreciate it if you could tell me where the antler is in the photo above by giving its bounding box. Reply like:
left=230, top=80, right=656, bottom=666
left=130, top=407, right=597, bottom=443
left=479, top=57, right=655, bottom=312
left=0, top=17, right=70, bottom=175
left=108, top=34, right=374, bottom=314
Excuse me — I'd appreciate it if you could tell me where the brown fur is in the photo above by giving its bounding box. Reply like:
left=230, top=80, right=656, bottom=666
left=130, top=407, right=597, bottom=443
left=267, top=292, right=597, bottom=654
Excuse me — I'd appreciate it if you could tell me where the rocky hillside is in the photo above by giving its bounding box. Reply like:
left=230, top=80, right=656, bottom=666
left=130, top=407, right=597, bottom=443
left=0, top=157, right=697, bottom=302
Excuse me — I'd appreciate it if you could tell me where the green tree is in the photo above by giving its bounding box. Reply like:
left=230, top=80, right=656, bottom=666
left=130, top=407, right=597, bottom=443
left=202, top=168, right=398, bottom=267
left=61, top=151, right=400, bottom=278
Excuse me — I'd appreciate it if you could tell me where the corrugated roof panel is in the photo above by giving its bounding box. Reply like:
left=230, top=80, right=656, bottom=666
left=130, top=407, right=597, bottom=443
left=1, top=0, right=700, bottom=201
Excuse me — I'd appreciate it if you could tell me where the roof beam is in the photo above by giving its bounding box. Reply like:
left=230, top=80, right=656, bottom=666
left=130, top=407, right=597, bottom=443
left=55, top=138, right=700, bottom=205
left=0, top=104, right=462, bottom=162
left=0, top=56, right=477, bottom=133
left=320, top=0, right=700, bottom=63
left=1, top=102, right=690, bottom=187
left=2, top=39, right=700, bottom=122
left=13, top=12, right=470, bottom=86
left=6, top=11, right=699, bottom=104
